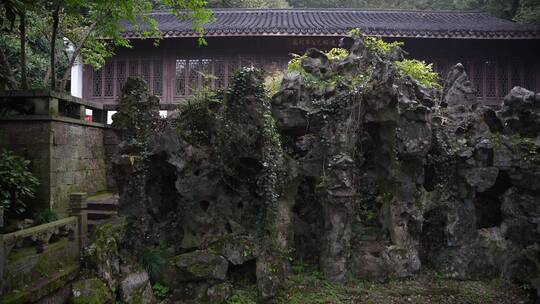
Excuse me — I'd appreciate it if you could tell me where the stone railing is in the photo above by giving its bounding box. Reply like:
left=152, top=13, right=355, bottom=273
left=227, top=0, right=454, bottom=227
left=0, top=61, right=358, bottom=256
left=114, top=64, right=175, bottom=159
left=0, top=90, right=107, bottom=126
left=0, top=193, right=88, bottom=303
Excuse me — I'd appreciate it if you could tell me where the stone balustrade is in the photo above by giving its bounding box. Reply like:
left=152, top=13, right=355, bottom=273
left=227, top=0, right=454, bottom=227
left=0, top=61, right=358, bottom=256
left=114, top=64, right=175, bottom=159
left=0, top=90, right=107, bottom=125
left=0, top=193, right=89, bottom=303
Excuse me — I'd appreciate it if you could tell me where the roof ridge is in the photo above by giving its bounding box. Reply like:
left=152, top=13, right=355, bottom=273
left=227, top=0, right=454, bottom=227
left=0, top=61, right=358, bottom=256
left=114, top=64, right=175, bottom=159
left=147, top=8, right=488, bottom=15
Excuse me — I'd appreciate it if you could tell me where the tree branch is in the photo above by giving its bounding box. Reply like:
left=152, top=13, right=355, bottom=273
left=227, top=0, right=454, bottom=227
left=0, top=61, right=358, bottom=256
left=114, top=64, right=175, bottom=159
left=59, top=19, right=101, bottom=90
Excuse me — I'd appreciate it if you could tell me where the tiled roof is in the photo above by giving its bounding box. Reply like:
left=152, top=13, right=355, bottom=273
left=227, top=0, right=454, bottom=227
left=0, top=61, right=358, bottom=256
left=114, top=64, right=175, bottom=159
left=122, top=9, right=540, bottom=40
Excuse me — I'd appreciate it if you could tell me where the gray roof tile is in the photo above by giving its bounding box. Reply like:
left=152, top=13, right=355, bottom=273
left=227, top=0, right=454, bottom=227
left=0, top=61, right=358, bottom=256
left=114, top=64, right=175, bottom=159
left=122, top=8, right=540, bottom=39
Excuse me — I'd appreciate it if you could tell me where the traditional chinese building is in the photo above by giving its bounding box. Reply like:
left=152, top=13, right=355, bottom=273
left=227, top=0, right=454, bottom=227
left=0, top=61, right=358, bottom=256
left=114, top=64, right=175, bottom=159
left=78, top=8, right=540, bottom=107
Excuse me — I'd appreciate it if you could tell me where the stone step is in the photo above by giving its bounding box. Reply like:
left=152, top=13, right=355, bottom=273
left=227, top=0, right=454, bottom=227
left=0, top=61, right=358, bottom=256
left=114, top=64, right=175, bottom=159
left=87, top=201, right=119, bottom=211
left=87, top=210, right=118, bottom=220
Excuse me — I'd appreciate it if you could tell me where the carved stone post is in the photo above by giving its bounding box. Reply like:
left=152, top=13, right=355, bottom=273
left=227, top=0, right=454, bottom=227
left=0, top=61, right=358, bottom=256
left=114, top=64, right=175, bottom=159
left=70, top=193, right=88, bottom=250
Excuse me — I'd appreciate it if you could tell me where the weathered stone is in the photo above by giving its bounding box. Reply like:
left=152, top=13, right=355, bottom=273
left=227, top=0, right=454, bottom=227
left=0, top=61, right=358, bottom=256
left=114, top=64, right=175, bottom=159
left=71, top=278, right=113, bottom=304
left=208, top=233, right=258, bottom=265
left=174, top=250, right=228, bottom=281
left=206, top=282, right=232, bottom=304
left=442, top=63, right=478, bottom=107
left=119, top=271, right=156, bottom=304
left=462, top=167, right=499, bottom=192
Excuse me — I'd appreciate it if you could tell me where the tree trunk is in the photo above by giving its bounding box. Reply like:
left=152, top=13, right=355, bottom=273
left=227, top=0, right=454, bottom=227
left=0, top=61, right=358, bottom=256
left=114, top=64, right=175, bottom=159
left=49, top=5, right=61, bottom=90
left=0, top=47, right=18, bottom=89
left=19, top=12, right=29, bottom=89
left=510, top=0, right=521, bottom=19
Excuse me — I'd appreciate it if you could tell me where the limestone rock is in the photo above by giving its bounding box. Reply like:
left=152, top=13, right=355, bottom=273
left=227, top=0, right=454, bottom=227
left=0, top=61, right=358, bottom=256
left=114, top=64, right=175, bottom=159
left=174, top=250, right=228, bottom=281
left=103, top=33, right=540, bottom=302
left=206, top=282, right=232, bottom=304
left=208, top=233, right=258, bottom=265
left=442, top=63, right=478, bottom=107
left=71, top=278, right=113, bottom=304
left=119, top=271, right=156, bottom=304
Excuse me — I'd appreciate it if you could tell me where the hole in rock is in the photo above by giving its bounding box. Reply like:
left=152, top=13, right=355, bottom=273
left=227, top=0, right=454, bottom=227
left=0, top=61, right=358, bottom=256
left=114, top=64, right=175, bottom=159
left=419, top=207, right=447, bottom=266
left=194, top=169, right=201, bottom=176
left=474, top=171, right=511, bottom=229
left=146, top=153, right=179, bottom=215
left=423, top=164, right=436, bottom=192
left=229, top=259, right=257, bottom=283
left=199, top=200, right=210, bottom=212
left=237, top=202, right=244, bottom=209
left=225, top=223, right=233, bottom=233
left=293, top=177, right=322, bottom=264
left=238, top=157, right=263, bottom=176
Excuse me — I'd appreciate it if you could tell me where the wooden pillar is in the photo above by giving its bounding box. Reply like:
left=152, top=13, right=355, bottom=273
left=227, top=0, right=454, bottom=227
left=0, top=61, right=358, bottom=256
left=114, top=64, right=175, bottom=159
left=69, top=192, right=88, bottom=250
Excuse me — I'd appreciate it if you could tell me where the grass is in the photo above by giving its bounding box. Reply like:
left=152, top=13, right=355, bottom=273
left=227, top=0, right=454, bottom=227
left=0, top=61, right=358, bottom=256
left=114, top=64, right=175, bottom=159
left=227, top=269, right=533, bottom=304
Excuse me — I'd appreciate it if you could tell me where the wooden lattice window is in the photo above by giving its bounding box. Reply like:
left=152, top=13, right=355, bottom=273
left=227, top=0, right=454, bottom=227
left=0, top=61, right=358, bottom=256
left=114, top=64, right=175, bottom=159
left=141, top=60, right=151, bottom=87
left=473, top=61, right=484, bottom=98
left=241, top=56, right=255, bottom=68
left=510, top=61, right=522, bottom=88
left=524, top=63, right=535, bottom=91
left=485, top=62, right=496, bottom=98
left=117, top=61, right=126, bottom=95
left=104, top=63, right=114, bottom=97
left=200, top=59, right=212, bottom=88
left=92, top=68, right=102, bottom=97
left=153, top=60, right=162, bottom=96
left=129, top=61, right=139, bottom=77
left=228, top=58, right=239, bottom=85
left=188, top=59, right=200, bottom=95
left=214, top=59, right=226, bottom=89
left=175, top=59, right=187, bottom=96
left=497, top=61, right=508, bottom=98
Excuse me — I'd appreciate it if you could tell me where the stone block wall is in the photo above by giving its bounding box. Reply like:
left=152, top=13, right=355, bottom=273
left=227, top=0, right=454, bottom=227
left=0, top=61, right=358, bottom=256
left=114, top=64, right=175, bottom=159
left=50, top=121, right=108, bottom=212
left=0, top=119, right=109, bottom=214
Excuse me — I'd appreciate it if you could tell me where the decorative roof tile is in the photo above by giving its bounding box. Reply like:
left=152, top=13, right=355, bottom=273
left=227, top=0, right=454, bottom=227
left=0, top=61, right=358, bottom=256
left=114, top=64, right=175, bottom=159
left=123, top=9, right=540, bottom=39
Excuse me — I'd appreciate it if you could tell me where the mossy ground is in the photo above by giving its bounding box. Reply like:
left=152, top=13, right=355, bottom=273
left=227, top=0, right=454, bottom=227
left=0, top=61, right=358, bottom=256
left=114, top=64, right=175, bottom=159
left=227, top=270, right=532, bottom=304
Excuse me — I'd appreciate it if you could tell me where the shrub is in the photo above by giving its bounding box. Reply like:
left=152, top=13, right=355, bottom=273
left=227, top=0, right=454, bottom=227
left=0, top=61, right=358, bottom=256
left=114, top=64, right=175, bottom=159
left=264, top=69, right=285, bottom=98
left=394, top=59, right=442, bottom=89
left=365, top=36, right=404, bottom=56
left=34, top=209, right=60, bottom=224
left=348, top=28, right=404, bottom=56
left=325, top=48, right=349, bottom=61
left=152, top=283, right=170, bottom=299
left=0, top=150, right=39, bottom=216
left=142, top=246, right=168, bottom=279
left=287, top=53, right=306, bottom=74
left=176, top=87, right=222, bottom=144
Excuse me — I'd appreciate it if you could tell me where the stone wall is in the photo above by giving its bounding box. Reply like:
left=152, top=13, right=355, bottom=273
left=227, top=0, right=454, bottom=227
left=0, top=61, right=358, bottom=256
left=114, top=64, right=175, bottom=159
left=0, top=92, right=111, bottom=214
left=0, top=120, right=109, bottom=214
left=50, top=121, right=108, bottom=212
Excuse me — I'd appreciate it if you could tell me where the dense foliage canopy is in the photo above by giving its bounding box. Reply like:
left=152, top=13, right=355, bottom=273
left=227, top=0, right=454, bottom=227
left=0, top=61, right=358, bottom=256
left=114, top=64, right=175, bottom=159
left=0, top=0, right=212, bottom=90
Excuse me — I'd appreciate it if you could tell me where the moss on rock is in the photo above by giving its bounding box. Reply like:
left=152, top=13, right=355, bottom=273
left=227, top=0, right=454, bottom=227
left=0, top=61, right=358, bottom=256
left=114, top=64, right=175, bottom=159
left=70, top=278, right=113, bottom=304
